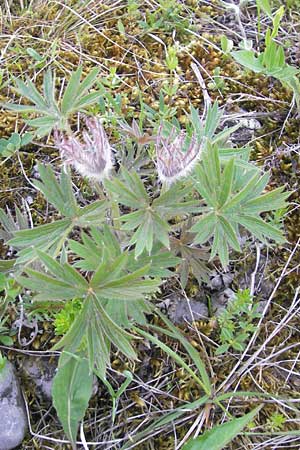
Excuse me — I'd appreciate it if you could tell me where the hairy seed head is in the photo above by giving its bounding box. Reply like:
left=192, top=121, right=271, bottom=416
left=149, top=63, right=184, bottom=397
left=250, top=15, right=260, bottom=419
left=155, top=125, right=202, bottom=184
left=54, top=117, right=113, bottom=182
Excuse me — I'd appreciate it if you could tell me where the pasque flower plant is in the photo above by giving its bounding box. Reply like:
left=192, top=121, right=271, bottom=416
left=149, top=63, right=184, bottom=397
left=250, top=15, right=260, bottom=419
left=0, top=66, right=290, bottom=446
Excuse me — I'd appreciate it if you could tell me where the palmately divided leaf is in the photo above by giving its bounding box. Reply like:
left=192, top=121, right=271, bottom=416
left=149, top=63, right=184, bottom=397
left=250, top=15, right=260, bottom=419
left=75, top=200, right=107, bottom=227
left=2, top=66, right=102, bottom=134
left=191, top=145, right=288, bottom=268
left=7, top=165, right=108, bottom=265
left=69, top=225, right=121, bottom=271
left=33, top=164, right=78, bottom=217
left=17, top=270, right=84, bottom=302
left=242, top=186, right=290, bottom=214
left=43, top=70, right=59, bottom=112
left=128, top=249, right=180, bottom=278
left=92, top=261, right=160, bottom=301
left=36, top=250, right=88, bottom=287
left=91, top=253, right=129, bottom=286
left=108, top=169, right=194, bottom=256
left=191, top=213, right=216, bottom=244
left=93, top=295, right=137, bottom=360
left=22, top=247, right=161, bottom=377
left=238, top=215, right=285, bottom=243
left=0, top=206, right=29, bottom=242
left=203, top=101, right=223, bottom=139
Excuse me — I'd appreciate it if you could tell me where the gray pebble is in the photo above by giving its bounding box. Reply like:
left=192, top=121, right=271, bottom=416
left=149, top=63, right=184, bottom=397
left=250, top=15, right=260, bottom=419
left=167, top=294, right=209, bottom=324
left=0, top=361, right=27, bottom=450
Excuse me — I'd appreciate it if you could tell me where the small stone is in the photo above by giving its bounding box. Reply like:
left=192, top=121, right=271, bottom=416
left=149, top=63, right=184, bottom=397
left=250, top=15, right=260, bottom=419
left=256, top=300, right=268, bottom=314
left=238, top=117, right=262, bottom=130
left=31, top=164, right=40, bottom=178
left=211, top=288, right=235, bottom=316
left=25, top=196, right=34, bottom=205
left=22, top=356, right=98, bottom=401
left=210, top=274, right=223, bottom=289
left=22, top=357, right=57, bottom=402
left=0, top=361, right=27, bottom=450
left=222, top=273, right=234, bottom=287
left=210, top=272, right=233, bottom=290
left=167, top=294, right=208, bottom=324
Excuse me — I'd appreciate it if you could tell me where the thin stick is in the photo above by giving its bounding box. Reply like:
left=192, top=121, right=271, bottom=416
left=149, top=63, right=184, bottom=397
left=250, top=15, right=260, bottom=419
left=191, top=62, right=211, bottom=119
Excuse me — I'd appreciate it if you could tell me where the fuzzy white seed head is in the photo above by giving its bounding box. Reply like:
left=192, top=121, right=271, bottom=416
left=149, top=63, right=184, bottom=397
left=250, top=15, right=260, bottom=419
left=155, top=126, right=202, bottom=184
left=54, top=117, right=113, bottom=182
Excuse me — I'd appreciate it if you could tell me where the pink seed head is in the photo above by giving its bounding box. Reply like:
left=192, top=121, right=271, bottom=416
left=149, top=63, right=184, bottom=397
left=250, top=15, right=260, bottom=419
left=155, top=125, right=202, bottom=184
left=54, top=117, right=113, bottom=182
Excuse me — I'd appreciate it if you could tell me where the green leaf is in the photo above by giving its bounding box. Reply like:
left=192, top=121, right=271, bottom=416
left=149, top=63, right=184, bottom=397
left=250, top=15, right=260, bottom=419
left=33, top=164, right=78, bottom=217
left=0, top=260, right=16, bottom=273
left=36, top=125, right=54, bottom=138
left=271, top=6, right=284, bottom=39
left=52, top=353, right=93, bottom=445
left=189, top=105, right=204, bottom=139
left=94, top=295, right=137, bottom=360
left=77, top=67, right=100, bottom=97
left=223, top=171, right=261, bottom=211
left=192, top=146, right=287, bottom=266
left=155, top=311, right=212, bottom=395
left=43, top=69, right=59, bottom=111
left=9, top=219, right=71, bottom=248
left=111, top=169, right=192, bottom=256
left=17, top=268, right=85, bottom=302
left=61, top=67, right=83, bottom=115
left=213, top=125, right=242, bottom=147
left=94, top=275, right=159, bottom=301
left=105, top=177, right=147, bottom=209
left=120, top=210, right=145, bottom=230
left=13, top=76, right=48, bottom=110
left=257, top=0, right=272, bottom=17
left=204, top=144, right=221, bottom=190
left=135, top=326, right=208, bottom=391
left=52, top=299, right=91, bottom=357
left=52, top=292, right=139, bottom=378
left=122, top=168, right=149, bottom=204
left=36, top=250, right=88, bottom=288
left=238, top=215, right=285, bottom=243
left=215, top=343, right=230, bottom=355
left=73, top=91, right=102, bottom=110
left=182, top=406, right=262, bottom=450
left=191, top=213, right=216, bottom=244
left=76, top=200, right=107, bottom=227
left=0, top=335, right=14, bottom=346
left=219, top=158, right=234, bottom=206
left=128, top=249, right=179, bottom=278
left=20, top=132, right=33, bottom=146
left=3, top=67, right=102, bottom=135
left=203, top=102, right=223, bottom=139
left=0, top=103, right=43, bottom=113
left=244, top=187, right=289, bottom=213
left=26, top=116, right=59, bottom=127
left=219, top=216, right=241, bottom=252
left=91, top=253, right=128, bottom=286
left=193, top=164, right=218, bottom=207
left=231, top=50, right=264, bottom=73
